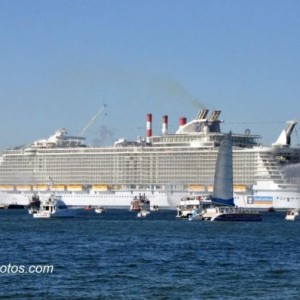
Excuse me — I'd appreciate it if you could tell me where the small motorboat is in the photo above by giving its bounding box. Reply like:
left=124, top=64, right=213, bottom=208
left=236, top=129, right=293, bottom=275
left=95, top=206, right=105, bottom=214
left=285, top=209, right=299, bottom=221
left=150, top=205, right=159, bottom=211
left=33, top=194, right=78, bottom=218
left=84, top=205, right=94, bottom=211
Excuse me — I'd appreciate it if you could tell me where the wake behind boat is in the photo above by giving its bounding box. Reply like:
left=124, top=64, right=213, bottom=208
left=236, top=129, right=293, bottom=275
left=192, top=133, right=262, bottom=222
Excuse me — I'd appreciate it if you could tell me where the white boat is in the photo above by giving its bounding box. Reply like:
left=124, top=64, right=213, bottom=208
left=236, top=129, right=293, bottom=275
left=94, top=206, right=105, bottom=214
left=285, top=209, right=299, bottom=221
left=0, top=109, right=300, bottom=210
left=199, top=133, right=262, bottom=222
left=176, top=195, right=211, bottom=218
left=150, top=205, right=159, bottom=211
left=33, top=194, right=78, bottom=218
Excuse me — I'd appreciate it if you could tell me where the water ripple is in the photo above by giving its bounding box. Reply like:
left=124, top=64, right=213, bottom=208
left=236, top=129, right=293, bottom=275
left=0, top=210, right=300, bottom=299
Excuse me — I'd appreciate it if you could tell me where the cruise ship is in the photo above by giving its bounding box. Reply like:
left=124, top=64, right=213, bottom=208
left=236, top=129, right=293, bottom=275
left=0, top=109, right=300, bottom=209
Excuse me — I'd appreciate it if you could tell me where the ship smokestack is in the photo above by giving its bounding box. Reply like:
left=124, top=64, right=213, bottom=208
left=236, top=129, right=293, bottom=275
left=272, top=120, right=297, bottom=147
left=179, top=117, right=187, bottom=129
left=162, top=115, right=168, bottom=135
left=146, top=113, right=152, bottom=143
left=197, top=109, right=209, bottom=120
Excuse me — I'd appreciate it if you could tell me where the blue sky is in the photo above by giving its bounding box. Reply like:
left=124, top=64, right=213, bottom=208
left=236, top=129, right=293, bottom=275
left=1, top=0, right=300, bottom=149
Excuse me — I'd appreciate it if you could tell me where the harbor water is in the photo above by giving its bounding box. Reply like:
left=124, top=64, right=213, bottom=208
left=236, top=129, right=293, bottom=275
left=0, top=209, right=299, bottom=299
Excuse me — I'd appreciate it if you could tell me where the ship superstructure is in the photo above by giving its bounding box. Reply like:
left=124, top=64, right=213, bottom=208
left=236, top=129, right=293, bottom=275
left=0, top=109, right=300, bottom=209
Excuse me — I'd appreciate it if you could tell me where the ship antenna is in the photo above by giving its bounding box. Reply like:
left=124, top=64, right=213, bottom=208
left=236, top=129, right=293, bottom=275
left=78, top=104, right=107, bottom=137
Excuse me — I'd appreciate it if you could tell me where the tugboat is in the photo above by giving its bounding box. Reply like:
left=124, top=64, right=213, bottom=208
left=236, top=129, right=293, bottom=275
left=130, top=194, right=151, bottom=217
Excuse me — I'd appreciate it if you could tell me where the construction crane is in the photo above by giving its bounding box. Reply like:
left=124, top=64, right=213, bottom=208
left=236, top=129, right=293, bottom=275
left=78, top=104, right=107, bottom=137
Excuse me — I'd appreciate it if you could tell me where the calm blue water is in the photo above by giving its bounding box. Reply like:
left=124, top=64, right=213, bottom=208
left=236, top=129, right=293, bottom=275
left=0, top=209, right=299, bottom=299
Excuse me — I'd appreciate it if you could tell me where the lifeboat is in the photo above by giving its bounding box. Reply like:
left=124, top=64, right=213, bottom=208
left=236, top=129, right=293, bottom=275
left=233, top=184, right=246, bottom=192
left=92, top=185, right=108, bottom=191
left=16, top=185, right=31, bottom=191
left=50, top=185, right=65, bottom=191
left=33, top=185, right=48, bottom=191
left=67, top=185, right=82, bottom=191
left=188, top=185, right=205, bottom=191
left=207, top=185, right=214, bottom=192
left=0, top=185, right=14, bottom=191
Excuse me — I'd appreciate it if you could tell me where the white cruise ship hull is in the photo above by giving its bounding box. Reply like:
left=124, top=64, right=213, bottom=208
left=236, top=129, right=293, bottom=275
left=234, top=180, right=300, bottom=210
left=0, top=189, right=188, bottom=209
left=1, top=184, right=300, bottom=210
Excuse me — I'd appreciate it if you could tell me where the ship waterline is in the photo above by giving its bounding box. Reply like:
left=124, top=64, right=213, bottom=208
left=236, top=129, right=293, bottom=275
left=1, top=109, right=300, bottom=209
left=0, top=188, right=195, bottom=208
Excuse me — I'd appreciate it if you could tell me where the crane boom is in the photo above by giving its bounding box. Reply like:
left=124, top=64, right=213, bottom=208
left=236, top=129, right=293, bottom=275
left=78, top=104, right=107, bottom=136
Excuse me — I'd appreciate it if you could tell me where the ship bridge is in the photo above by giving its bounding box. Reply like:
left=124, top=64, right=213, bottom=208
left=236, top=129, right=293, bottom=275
left=29, top=129, right=86, bottom=149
